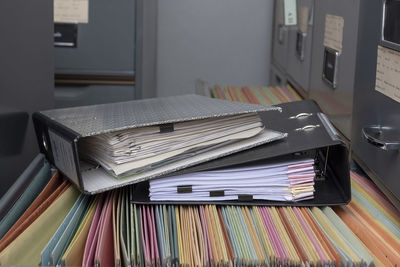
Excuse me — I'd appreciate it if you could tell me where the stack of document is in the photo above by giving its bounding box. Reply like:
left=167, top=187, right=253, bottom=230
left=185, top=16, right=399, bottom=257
left=149, top=158, right=316, bottom=202
left=79, top=113, right=265, bottom=178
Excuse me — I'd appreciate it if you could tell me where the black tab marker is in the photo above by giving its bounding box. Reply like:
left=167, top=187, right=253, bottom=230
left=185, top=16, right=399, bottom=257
left=177, top=185, right=192, bottom=193
left=238, top=195, right=253, bottom=201
left=210, top=190, right=225, bottom=197
left=159, top=123, right=174, bottom=133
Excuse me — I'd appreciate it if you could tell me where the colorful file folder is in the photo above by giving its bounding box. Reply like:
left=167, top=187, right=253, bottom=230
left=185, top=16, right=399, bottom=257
left=0, top=170, right=392, bottom=266
left=0, top=185, right=79, bottom=266
left=0, top=160, right=51, bottom=239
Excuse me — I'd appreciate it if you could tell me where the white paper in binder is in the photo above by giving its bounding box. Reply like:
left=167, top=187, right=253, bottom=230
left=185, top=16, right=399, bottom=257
left=149, top=158, right=316, bottom=202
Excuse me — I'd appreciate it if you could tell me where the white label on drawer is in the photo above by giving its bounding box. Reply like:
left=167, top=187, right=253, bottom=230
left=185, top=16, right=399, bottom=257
left=54, top=0, right=89, bottom=24
left=49, top=129, right=80, bottom=186
left=376, top=45, right=400, bottom=103
left=284, top=0, right=297, bottom=26
left=277, top=0, right=284, bottom=25
left=324, top=14, right=344, bottom=53
left=298, top=6, right=309, bottom=34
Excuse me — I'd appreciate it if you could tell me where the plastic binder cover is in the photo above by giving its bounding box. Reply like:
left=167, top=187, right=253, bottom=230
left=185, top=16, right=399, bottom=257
left=132, top=100, right=351, bottom=206
left=32, top=95, right=285, bottom=194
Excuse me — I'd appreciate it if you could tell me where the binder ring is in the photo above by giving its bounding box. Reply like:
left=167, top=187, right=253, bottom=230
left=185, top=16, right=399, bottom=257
left=42, top=133, right=48, bottom=152
left=289, top=113, right=313, bottom=119
left=295, top=124, right=320, bottom=132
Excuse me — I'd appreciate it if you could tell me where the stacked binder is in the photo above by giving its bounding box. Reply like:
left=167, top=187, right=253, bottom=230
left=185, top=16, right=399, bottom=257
left=32, top=94, right=350, bottom=206
left=32, top=94, right=351, bottom=206
left=131, top=99, right=350, bottom=207
left=33, top=94, right=285, bottom=194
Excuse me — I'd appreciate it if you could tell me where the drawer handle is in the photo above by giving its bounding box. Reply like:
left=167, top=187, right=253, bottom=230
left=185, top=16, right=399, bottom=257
left=278, top=25, right=286, bottom=44
left=362, top=126, right=400, bottom=151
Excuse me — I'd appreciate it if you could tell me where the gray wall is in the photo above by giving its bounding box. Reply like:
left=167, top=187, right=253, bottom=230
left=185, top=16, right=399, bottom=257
left=156, top=0, right=274, bottom=96
left=0, top=0, right=54, bottom=197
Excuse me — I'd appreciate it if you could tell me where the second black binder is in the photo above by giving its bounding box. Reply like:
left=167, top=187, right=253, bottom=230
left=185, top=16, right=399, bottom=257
left=132, top=100, right=351, bottom=206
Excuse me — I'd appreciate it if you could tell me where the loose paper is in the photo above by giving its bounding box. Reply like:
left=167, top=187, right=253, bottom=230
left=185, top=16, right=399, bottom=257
left=324, top=14, right=344, bottom=53
left=375, top=45, right=400, bottom=103
left=54, top=0, right=89, bottom=24
left=284, top=0, right=297, bottom=26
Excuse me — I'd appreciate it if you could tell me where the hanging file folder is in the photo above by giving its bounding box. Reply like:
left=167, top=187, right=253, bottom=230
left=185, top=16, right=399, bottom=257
left=33, top=94, right=286, bottom=194
left=0, top=160, right=52, bottom=239
left=132, top=100, right=351, bottom=206
left=0, top=154, right=46, bottom=221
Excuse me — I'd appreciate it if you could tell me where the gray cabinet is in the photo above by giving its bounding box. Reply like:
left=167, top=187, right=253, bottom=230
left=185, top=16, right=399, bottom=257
left=0, top=0, right=54, bottom=198
left=308, top=0, right=360, bottom=140
left=269, top=63, right=287, bottom=87
left=271, top=0, right=314, bottom=96
left=55, top=84, right=135, bottom=108
left=271, top=0, right=290, bottom=71
left=351, top=0, right=400, bottom=209
left=54, top=0, right=135, bottom=77
left=54, top=0, right=136, bottom=108
left=286, top=0, right=314, bottom=93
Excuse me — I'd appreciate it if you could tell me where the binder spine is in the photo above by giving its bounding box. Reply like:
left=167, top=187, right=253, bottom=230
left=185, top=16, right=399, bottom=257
left=32, top=112, right=83, bottom=190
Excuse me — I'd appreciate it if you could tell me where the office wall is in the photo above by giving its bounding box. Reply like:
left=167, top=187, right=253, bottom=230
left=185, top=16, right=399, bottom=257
left=157, top=0, right=274, bottom=96
left=0, top=0, right=54, bottom=197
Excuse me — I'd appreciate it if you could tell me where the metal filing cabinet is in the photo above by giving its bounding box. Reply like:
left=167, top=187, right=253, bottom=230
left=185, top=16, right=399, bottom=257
left=269, top=64, right=288, bottom=87
left=286, top=0, right=314, bottom=94
left=0, top=0, right=54, bottom=198
left=54, top=0, right=136, bottom=107
left=308, top=0, right=360, bottom=140
left=272, top=0, right=291, bottom=71
left=54, top=0, right=135, bottom=76
left=55, top=84, right=136, bottom=108
left=351, top=0, right=400, bottom=209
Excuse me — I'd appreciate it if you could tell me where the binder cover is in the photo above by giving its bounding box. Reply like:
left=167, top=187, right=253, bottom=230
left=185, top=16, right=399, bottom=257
left=132, top=100, right=351, bottom=206
left=33, top=94, right=285, bottom=194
